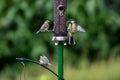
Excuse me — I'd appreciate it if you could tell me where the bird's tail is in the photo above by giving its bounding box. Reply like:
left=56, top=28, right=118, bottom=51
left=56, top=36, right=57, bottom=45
left=68, top=36, right=76, bottom=45
left=36, top=30, right=40, bottom=34
left=48, top=63, right=52, bottom=66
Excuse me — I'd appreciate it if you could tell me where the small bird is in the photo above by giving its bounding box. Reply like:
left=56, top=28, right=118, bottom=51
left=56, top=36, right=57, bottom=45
left=36, top=20, right=50, bottom=34
left=67, top=19, right=86, bottom=45
left=39, top=55, right=52, bottom=66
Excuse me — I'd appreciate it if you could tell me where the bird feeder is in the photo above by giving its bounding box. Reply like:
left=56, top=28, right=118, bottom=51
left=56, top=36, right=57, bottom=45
left=52, top=0, right=67, bottom=43
left=53, top=0, right=67, bottom=80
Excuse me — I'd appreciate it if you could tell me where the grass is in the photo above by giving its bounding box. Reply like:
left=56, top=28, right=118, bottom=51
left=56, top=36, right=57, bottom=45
left=0, top=57, right=120, bottom=80
left=65, top=58, right=120, bottom=80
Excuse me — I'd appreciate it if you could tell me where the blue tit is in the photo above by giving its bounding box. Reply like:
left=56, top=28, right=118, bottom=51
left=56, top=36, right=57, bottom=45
left=36, top=20, right=50, bottom=34
left=39, top=55, right=52, bottom=66
left=67, top=21, right=76, bottom=45
left=67, top=20, right=86, bottom=45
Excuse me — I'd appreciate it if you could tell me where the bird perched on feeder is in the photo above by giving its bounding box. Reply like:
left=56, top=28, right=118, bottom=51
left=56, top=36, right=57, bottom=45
left=36, top=20, right=50, bottom=34
left=39, top=55, right=52, bottom=66
left=67, top=19, right=86, bottom=45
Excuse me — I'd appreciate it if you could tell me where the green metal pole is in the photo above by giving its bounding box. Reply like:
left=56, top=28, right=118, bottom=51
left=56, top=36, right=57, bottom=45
left=58, top=42, right=63, bottom=80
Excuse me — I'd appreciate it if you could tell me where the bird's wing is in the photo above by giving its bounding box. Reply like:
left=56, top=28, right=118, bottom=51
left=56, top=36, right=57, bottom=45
left=77, top=25, right=86, bottom=32
left=43, top=56, right=49, bottom=63
left=40, top=56, right=48, bottom=64
left=43, top=56, right=52, bottom=66
left=41, top=56, right=52, bottom=66
left=36, top=24, right=49, bottom=34
left=40, top=24, right=48, bottom=30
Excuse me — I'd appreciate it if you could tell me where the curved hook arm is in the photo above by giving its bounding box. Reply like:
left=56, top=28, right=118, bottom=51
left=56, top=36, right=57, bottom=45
left=16, top=58, right=64, bottom=80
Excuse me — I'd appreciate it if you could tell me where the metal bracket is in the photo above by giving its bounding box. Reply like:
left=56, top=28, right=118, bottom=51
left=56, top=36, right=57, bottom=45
left=52, top=36, right=67, bottom=45
left=52, top=36, right=67, bottom=41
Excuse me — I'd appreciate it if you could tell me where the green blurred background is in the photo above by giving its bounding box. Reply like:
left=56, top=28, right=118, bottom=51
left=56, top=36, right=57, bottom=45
left=0, top=0, right=120, bottom=80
